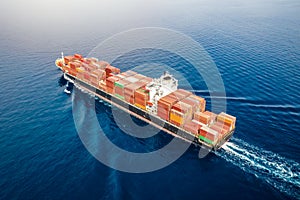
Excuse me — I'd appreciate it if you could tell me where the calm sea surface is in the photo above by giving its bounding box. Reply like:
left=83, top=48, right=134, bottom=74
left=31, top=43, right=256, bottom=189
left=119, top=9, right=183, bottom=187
left=0, top=0, right=299, bottom=199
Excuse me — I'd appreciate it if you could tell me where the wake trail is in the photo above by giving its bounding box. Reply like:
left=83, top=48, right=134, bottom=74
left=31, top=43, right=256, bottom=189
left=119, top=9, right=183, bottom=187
left=215, top=137, right=300, bottom=199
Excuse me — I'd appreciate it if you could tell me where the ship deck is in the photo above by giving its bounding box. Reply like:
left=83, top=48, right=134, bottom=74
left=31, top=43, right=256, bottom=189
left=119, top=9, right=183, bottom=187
left=63, top=72, right=233, bottom=151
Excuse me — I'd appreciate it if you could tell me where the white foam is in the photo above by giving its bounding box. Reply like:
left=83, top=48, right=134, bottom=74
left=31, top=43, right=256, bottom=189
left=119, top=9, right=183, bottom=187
left=217, top=139, right=300, bottom=199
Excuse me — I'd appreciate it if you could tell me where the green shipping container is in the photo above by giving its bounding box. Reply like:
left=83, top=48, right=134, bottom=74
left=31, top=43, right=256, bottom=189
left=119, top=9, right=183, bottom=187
left=199, top=135, right=213, bottom=145
left=114, top=82, right=124, bottom=88
left=115, top=94, right=125, bottom=100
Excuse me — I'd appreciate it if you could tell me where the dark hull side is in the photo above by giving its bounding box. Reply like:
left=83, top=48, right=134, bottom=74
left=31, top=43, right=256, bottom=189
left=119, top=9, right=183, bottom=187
left=65, top=73, right=234, bottom=151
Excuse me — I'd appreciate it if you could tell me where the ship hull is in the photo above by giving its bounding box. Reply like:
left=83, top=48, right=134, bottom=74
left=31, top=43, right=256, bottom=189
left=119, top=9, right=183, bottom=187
left=64, top=73, right=234, bottom=151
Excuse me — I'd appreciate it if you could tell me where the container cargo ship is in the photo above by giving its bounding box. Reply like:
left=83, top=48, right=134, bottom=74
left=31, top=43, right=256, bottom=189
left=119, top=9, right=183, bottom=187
left=55, top=53, right=236, bottom=150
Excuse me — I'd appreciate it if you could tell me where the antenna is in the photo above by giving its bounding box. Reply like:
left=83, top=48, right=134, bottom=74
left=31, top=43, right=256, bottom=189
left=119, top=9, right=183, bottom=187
left=61, top=52, right=65, bottom=65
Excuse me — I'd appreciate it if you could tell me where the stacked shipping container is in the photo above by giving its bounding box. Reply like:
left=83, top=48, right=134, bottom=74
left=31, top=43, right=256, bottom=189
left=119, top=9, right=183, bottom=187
left=124, top=80, right=150, bottom=104
left=134, top=88, right=149, bottom=110
left=114, top=79, right=131, bottom=99
left=59, top=54, right=236, bottom=146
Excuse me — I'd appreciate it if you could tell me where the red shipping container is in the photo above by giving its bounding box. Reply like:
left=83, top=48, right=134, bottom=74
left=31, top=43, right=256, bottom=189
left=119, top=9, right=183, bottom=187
left=157, top=110, right=169, bottom=121
left=74, top=54, right=83, bottom=59
left=83, top=71, right=90, bottom=80
left=106, top=76, right=119, bottom=88
left=172, top=101, right=192, bottom=114
left=114, top=86, right=124, bottom=96
left=183, top=120, right=201, bottom=135
left=199, top=127, right=218, bottom=142
left=111, top=66, right=120, bottom=74
left=64, top=56, right=75, bottom=65
left=90, top=80, right=98, bottom=87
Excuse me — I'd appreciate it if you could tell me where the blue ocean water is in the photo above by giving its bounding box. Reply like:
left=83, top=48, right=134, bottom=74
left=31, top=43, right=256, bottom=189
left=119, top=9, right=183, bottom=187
left=0, top=0, right=300, bottom=199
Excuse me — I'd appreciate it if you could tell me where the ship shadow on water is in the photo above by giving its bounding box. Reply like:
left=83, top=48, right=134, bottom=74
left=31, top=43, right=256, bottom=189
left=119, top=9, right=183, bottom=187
left=58, top=74, right=67, bottom=87
left=58, top=74, right=74, bottom=94
left=71, top=89, right=174, bottom=153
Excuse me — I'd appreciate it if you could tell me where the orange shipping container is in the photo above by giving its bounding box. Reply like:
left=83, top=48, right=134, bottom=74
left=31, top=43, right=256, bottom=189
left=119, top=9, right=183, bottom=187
left=91, top=69, right=106, bottom=81
left=107, top=87, right=114, bottom=94
left=67, top=68, right=77, bottom=76
left=134, top=89, right=149, bottom=99
left=134, top=89, right=149, bottom=107
left=135, top=103, right=146, bottom=110
left=170, top=120, right=181, bottom=127
left=217, top=112, right=236, bottom=129
left=74, top=54, right=83, bottom=59
left=204, top=111, right=217, bottom=122
left=157, top=94, right=179, bottom=114
left=99, top=83, right=107, bottom=92
left=69, top=61, right=81, bottom=70
left=169, top=109, right=186, bottom=126
left=194, top=111, right=211, bottom=125
left=124, top=81, right=148, bottom=104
